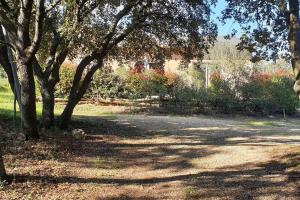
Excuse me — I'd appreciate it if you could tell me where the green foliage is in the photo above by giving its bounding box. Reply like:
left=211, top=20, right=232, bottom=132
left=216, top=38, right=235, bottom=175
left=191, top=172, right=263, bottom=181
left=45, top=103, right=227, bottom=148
left=169, top=69, right=299, bottom=115
left=87, top=69, right=129, bottom=99
left=55, top=62, right=76, bottom=98
left=0, top=66, right=6, bottom=79
left=209, top=71, right=299, bottom=114
left=51, top=63, right=298, bottom=115
left=125, top=69, right=175, bottom=99
left=209, top=72, right=237, bottom=112
left=239, top=76, right=299, bottom=114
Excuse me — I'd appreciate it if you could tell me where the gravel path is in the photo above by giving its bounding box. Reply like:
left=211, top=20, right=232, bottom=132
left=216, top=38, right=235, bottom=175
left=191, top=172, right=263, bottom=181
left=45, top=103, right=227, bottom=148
left=2, top=114, right=299, bottom=200
left=78, top=115, right=299, bottom=199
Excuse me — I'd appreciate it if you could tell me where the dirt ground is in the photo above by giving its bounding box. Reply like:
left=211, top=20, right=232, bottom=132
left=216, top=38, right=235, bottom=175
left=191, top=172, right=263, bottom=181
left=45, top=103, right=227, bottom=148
left=1, top=114, right=300, bottom=200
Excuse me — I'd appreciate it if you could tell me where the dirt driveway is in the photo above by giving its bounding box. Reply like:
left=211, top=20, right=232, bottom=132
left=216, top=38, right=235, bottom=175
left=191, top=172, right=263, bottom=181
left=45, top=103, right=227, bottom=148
left=2, top=114, right=300, bottom=200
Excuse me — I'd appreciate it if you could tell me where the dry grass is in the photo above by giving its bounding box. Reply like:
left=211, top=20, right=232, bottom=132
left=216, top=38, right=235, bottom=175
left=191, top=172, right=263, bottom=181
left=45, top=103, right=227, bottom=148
left=1, top=113, right=299, bottom=200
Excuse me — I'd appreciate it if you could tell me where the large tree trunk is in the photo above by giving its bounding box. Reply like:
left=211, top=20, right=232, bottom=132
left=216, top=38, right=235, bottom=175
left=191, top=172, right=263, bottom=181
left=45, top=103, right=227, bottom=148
left=59, top=61, right=101, bottom=129
left=33, top=56, right=66, bottom=129
left=288, top=0, right=300, bottom=95
left=0, top=152, right=6, bottom=181
left=18, top=60, right=39, bottom=139
left=59, top=96, right=78, bottom=129
left=40, top=85, right=55, bottom=129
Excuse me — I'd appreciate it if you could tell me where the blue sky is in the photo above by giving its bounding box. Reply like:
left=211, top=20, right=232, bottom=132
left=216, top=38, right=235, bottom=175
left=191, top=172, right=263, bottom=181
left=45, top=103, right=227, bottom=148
left=212, top=0, right=241, bottom=36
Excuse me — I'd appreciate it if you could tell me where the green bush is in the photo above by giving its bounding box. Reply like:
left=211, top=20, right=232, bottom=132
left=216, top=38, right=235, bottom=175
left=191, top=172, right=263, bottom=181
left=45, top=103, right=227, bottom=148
left=125, top=69, right=169, bottom=99
left=53, top=62, right=298, bottom=115
left=209, top=72, right=237, bottom=113
left=169, top=69, right=299, bottom=115
left=87, top=69, right=129, bottom=99
left=212, top=70, right=299, bottom=114
left=239, top=75, right=299, bottom=114
left=55, top=62, right=76, bottom=98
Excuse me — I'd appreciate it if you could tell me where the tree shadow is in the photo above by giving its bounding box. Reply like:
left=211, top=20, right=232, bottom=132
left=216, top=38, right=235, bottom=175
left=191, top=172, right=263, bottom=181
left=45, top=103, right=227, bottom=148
left=11, top=153, right=299, bottom=199
left=62, top=115, right=300, bottom=172
left=3, top=114, right=300, bottom=199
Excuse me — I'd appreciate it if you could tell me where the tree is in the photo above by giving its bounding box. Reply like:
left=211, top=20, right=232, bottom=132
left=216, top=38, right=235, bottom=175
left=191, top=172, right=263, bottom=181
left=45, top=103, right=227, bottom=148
left=204, top=37, right=251, bottom=70
left=1, top=0, right=218, bottom=130
left=33, top=0, right=98, bottom=128
left=0, top=152, right=6, bottom=181
left=222, top=0, right=300, bottom=95
left=58, top=0, right=218, bottom=128
left=0, top=0, right=47, bottom=139
left=0, top=28, right=15, bottom=95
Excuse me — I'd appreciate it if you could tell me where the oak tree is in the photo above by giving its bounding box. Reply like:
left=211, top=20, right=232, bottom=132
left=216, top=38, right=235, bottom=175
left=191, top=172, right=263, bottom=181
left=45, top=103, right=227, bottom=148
left=58, top=0, right=218, bottom=128
left=222, top=0, right=300, bottom=95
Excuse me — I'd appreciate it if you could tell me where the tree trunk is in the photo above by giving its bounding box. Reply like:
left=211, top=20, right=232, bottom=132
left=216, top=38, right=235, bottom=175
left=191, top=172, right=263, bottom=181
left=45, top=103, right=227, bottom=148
left=58, top=97, right=78, bottom=129
left=0, top=152, right=6, bottom=181
left=0, top=28, right=15, bottom=95
left=18, top=61, right=39, bottom=139
left=288, top=0, right=300, bottom=95
left=58, top=62, right=102, bottom=129
left=40, top=85, right=55, bottom=129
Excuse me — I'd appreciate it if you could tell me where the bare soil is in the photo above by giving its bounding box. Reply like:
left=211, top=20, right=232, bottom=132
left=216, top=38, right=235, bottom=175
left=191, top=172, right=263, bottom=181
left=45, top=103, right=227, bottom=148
left=1, top=114, right=299, bottom=200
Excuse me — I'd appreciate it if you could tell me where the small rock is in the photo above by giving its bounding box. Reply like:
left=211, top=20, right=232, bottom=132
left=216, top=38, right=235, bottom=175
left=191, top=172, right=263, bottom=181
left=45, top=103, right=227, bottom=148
left=72, top=129, right=86, bottom=140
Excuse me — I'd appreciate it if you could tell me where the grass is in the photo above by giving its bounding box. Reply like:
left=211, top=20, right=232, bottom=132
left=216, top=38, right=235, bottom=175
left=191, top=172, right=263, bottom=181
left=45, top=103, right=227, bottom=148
left=0, top=78, right=119, bottom=126
left=247, top=120, right=276, bottom=127
left=183, top=187, right=198, bottom=200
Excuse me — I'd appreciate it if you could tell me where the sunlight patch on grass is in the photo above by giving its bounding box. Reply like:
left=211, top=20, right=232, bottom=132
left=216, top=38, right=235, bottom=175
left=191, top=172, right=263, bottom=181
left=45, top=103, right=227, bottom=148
left=247, top=120, right=275, bottom=127
left=0, top=79, right=118, bottom=122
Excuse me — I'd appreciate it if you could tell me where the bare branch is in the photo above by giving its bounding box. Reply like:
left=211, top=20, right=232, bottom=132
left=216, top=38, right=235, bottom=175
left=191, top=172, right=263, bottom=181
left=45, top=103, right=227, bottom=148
left=0, top=39, right=15, bottom=51
left=27, top=0, right=45, bottom=58
left=0, top=10, right=17, bottom=43
left=0, top=0, right=12, bottom=12
left=45, top=0, right=61, bottom=14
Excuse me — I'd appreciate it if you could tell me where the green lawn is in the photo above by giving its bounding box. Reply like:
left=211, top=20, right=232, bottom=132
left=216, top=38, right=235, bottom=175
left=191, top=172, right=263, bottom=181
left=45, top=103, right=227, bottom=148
left=0, top=78, right=120, bottom=126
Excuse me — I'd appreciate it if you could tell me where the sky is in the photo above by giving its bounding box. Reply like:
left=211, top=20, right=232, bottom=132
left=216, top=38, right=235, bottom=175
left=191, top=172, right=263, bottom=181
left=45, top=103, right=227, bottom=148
left=212, top=0, right=241, bottom=36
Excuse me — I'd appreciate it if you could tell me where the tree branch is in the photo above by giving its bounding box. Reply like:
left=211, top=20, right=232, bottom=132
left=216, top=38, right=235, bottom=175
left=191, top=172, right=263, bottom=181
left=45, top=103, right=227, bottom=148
left=27, top=0, right=45, bottom=58
left=0, top=10, right=17, bottom=44
left=0, top=0, right=12, bottom=12
left=45, top=0, right=61, bottom=14
left=0, top=39, right=15, bottom=51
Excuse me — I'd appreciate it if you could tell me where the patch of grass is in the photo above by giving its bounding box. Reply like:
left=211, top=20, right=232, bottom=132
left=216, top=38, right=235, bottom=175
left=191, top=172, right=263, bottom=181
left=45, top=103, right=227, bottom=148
left=0, top=79, right=118, bottom=124
left=183, top=187, right=198, bottom=200
left=247, top=120, right=275, bottom=127
left=93, top=157, right=121, bottom=169
left=93, top=157, right=104, bottom=168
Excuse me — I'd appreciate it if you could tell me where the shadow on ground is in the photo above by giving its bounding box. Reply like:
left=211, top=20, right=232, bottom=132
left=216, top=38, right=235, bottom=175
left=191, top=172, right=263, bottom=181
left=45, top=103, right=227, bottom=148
left=6, top=115, right=300, bottom=199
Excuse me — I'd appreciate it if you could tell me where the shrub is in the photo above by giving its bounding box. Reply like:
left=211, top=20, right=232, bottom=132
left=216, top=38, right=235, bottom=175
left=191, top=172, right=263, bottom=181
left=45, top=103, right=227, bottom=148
left=233, top=70, right=298, bottom=114
left=170, top=68, right=299, bottom=115
left=87, top=69, right=129, bottom=99
left=209, top=71, right=237, bottom=113
left=126, top=71, right=148, bottom=99
left=55, top=62, right=76, bottom=98
left=125, top=69, right=169, bottom=99
left=261, top=76, right=298, bottom=114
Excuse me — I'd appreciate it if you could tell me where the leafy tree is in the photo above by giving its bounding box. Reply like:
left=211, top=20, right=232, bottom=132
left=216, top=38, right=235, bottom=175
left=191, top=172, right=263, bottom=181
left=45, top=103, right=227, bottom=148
left=204, top=37, right=251, bottom=70
left=55, top=0, right=218, bottom=128
left=0, top=0, right=47, bottom=139
left=1, top=0, right=218, bottom=130
left=222, top=0, right=300, bottom=95
left=0, top=0, right=84, bottom=129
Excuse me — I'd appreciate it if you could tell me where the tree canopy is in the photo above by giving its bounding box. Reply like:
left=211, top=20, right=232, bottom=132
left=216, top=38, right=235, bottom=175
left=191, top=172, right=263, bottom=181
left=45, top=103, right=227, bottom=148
left=222, top=0, right=300, bottom=94
left=0, top=0, right=219, bottom=131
